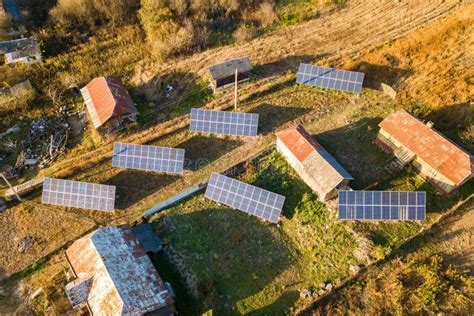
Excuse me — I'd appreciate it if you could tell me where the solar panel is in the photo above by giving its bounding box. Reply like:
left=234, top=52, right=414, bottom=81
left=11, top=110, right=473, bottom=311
left=205, top=172, right=285, bottom=223
left=42, top=177, right=115, bottom=211
left=296, top=63, right=365, bottom=94
left=338, top=190, right=426, bottom=221
left=112, top=142, right=185, bottom=174
left=190, top=108, right=259, bottom=137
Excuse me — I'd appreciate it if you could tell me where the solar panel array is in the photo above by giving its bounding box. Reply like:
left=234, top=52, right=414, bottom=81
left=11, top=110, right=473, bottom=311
left=296, top=63, right=365, bottom=94
left=42, top=177, right=115, bottom=211
left=190, top=108, right=259, bottom=137
left=112, top=142, right=185, bottom=174
left=338, top=190, right=426, bottom=221
left=205, top=172, right=285, bottom=223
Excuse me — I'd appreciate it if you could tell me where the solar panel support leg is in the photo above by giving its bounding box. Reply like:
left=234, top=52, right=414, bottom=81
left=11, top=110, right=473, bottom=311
left=1, top=172, right=21, bottom=202
left=234, top=68, right=238, bottom=110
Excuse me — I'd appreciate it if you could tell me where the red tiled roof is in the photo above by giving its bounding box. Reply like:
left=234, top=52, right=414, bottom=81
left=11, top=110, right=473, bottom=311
left=81, top=77, right=137, bottom=128
left=275, top=125, right=321, bottom=162
left=379, top=109, right=473, bottom=185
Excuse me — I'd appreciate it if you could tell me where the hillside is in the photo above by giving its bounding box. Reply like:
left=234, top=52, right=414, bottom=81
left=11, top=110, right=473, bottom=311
left=0, top=0, right=472, bottom=314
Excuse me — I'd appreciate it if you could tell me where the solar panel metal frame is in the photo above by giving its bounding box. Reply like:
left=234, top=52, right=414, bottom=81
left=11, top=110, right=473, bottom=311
left=112, top=142, right=185, bottom=174
left=42, top=177, right=115, bottom=211
left=190, top=108, right=259, bottom=137
left=296, top=63, right=364, bottom=94
left=338, top=190, right=426, bottom=221
left=205, top=172, right=285, bottom=223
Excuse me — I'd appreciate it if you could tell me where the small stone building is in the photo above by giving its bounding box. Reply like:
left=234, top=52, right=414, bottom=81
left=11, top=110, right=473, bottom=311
left=276, top=124, right=353, bottom=202
left=208, top=56, right=252, bottom=92
left=375, top=109, right=473, bottom=194
left=80, top=76, right=138, bottom=134
left=65, top=225, right=176, bottom=315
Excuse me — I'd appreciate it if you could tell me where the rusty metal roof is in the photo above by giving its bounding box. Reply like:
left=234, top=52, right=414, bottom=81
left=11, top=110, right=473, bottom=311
left=66, top=225, right=174, bottom=315
left=80, top=77, right=137, bottom=129
left=208, top=56, right=252, bottom=81
left=276, top=125, right=353, bottom=199
left=379, top=110, right=473, bottom=185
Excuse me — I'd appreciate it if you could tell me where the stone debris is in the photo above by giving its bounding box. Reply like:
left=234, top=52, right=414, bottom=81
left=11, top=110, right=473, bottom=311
left=349, top=264, right=361, bottom=276
left=17, top=236, right=34, bottom=253
left=300, top=288, right=313, bottom=299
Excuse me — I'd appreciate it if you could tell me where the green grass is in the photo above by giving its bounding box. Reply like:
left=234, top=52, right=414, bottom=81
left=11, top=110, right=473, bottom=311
left=153, top=150, right=359, bottom=314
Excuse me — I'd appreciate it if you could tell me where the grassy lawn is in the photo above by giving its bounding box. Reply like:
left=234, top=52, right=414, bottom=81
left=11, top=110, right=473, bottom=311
left=153, top=150, right=359, bottom=314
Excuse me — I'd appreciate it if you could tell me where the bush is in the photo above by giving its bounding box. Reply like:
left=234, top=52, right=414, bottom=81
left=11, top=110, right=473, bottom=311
left=0, top=88, right=36, bottom=114
left=233, top=24, right=258, bottom=43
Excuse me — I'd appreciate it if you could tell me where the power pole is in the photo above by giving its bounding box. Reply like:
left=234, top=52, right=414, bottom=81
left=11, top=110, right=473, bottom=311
left=0, top=172, right=21, bottom=202
left=234, top=68, right=238, bottom=110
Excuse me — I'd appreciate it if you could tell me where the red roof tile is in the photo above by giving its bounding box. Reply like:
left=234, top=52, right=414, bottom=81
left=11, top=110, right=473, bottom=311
left=275, top=125, right=321, bottom=162
left=379, top=110, right=473, bottom=185
left=81, top=77, right=137, bottom=128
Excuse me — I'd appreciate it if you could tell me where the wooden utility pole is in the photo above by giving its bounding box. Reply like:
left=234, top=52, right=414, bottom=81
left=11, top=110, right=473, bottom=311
left=1, top=172, right=21, bottom=202
left=234, top=68, right=238, bottom=110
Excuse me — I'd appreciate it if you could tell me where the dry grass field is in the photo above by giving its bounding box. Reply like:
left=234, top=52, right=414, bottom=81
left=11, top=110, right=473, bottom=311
left=0, top=0, right=473, bottom=314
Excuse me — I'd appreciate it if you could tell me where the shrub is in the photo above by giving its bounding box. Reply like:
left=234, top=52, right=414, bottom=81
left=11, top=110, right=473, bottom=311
left=233, top=24, right=258, bottom=43
left=0, top=88, right=36, bottom=114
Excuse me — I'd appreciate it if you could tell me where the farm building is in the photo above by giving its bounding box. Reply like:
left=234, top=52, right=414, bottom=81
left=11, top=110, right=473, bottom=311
left=80, top=76, right=138, bottom=133
left=208, top=56, right=252, bottom=92
left=65, top=225, right=176, bottom=315
left=0, top=37, right=41, bottom=64
left=276, top=124, right=353, bottom=202
left=375, top=109, right=473, bottom=194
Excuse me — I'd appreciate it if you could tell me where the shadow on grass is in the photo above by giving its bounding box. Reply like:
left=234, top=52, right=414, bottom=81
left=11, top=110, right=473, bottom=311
left=314, top=116, right=391, bottom=189
left=105, top=170, right=180, bottom=209
left=349, top=61, right=413, bottom=90
left=255, top=54, right=328, bottom=78
left=161, top=207, right=293, bottom=314
left=176, top=135, right=243, bottom=171
left=132, top=71, right=213, bottom=122
left=251, top=103, right=310, bottom=134
left=248, top=291, right=300, bottom=315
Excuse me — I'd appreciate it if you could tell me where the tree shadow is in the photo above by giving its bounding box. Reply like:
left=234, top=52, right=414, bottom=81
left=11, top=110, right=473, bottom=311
left=427, top=102, right=473, bottom=152
left=251, top=103, right=310, bottom=134
left=314, top=117, right=391, bottom=189
left=349, top=61, right=413, bottom=90
left=161, top=207, right=293, bottom=314
left=176, top=135, right=243, bottom=171
left=104, top=169, right=179, bottom=209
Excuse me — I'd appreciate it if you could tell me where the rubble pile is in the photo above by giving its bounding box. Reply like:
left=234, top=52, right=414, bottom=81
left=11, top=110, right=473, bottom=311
left=21, top=107, right=71, bottom=168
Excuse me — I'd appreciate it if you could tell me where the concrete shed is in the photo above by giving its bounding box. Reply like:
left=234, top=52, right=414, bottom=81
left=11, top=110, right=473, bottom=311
left=276, top=124, right=353, bottom=202
left=208, top=56, right=252, bottom=92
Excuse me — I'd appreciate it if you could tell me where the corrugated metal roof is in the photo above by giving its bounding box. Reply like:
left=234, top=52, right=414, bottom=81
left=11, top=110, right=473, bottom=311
left=208, top=57, right=252, bottom=81
left=80, top=77, right=137, bottom=129
left=276, top=125, right=353, bottom=199
left=379, top=110, right=473, bottom=185
left=66, top=225, right=174, bottom=315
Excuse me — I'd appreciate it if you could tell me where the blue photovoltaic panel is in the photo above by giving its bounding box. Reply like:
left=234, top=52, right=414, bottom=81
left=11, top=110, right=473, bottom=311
left=112, top=142, right=185, bottom=174
left=205, top=172, right=285, bottom=223
left=42, top=177, right=115, bottom=211
left=296, top=63, right=364, bottom=94
left=190, top=108, right=259, bottom=137
left=338, top=190, right=426, bottom=221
